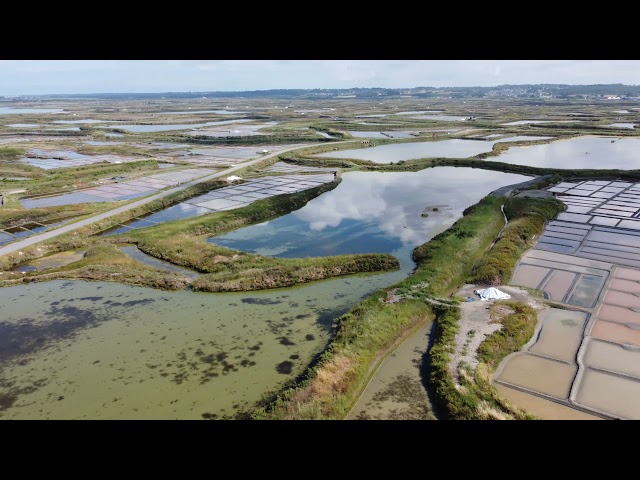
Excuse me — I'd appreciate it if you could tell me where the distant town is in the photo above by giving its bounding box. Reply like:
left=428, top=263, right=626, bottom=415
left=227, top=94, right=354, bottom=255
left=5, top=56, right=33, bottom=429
left=2, top=83, right=640, bottom=101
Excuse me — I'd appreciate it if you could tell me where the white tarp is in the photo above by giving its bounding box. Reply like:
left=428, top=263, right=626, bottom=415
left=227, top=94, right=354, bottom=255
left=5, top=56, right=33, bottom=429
left=226, top=175, right=242, bottom=182
left=474, top=287, right=511, bottom=301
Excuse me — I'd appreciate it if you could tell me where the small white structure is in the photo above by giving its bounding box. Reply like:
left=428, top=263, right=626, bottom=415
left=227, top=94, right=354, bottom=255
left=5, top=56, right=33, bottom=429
left=226, top=175, right=242, bottom=183
left=474, top=287, right=511, bottom=301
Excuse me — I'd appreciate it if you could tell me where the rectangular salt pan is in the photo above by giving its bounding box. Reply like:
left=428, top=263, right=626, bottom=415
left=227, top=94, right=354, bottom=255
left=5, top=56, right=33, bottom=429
left=598, top=204, right=638, bottom=213
left=565, top=189, right=600, bottom=196
left=617, top=220, right=640, bottom=230
left=543, top=229, right=588, bottom=241
left=583, top=240, right=640, bottom=255
left=511, top=264, right=551, bottom=289
left=538, top=235, right=582, bottom=248
left=591, top=209, right=634, bottom=217
left=565, top=205, right=594, bottom=214
left=574, top=368, right=640, bottom=419
left=589, top=216, right=620, bottom=227
left=557, top=213, right=593, bottom=223
left=546, top=225, right=590, bottom=236
left=548, top=221, right=592, bottom=230
left=535, top=242, right=578, bottom=254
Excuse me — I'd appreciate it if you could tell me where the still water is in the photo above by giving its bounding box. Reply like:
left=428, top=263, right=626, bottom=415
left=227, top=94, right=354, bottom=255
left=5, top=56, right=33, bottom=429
left=53, top=119, right=119, bottom=124
left=209, top=168, right=530, bottom=273
left=0, top=107, right=63, bottom=114
left=315, top=139, right=500, bottom=162
left=100, top=120, right=250, bottom=133
left=0, top=278, right=386, bottom=419
left=605, top=123, right=636, bottom=129
left=158, top=110, right=246, bottom=115
left=0, top=167, right=529, bottom=419
left=487, top=136, right=640, bottom=169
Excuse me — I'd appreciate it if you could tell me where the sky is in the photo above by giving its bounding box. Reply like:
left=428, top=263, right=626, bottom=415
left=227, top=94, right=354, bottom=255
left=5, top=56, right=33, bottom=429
left=0, top=60, right=639, bottom=96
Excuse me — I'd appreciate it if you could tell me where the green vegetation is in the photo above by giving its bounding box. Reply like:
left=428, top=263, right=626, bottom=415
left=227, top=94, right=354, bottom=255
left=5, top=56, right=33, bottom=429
left=0, top=200, right=116, bottom=231
left=75, top=144, right=152, bottom=157
left=0, top=147, right=26, bottom=159
left=4, top=159, right=162, bottom=197
left=249, top=186, right=558, bottom=420
left=186, top=133, right=335, bottom=145
left=1, top=194, right=23, bottom=210
left=478, top=301, right=538, bottom=369
left=251, top=192, right=514, bottom=419
left=469, top=196, right=564, bottom=285
left=428, top=303, right=537, bottom=420
left=0, top=177, right=399, bottom=291
left=0, top=244, right=189, bottom=290
left=251, top=294, right=434, bottom=419
left=406, top=195, right=508, bottom=299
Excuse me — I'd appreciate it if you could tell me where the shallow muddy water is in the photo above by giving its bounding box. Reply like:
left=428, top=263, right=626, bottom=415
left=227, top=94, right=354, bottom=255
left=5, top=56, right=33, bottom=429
left=0, top=168, right=529, bottom=419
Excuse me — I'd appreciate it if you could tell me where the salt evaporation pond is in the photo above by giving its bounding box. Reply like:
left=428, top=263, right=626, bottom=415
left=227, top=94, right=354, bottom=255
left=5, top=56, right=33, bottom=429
left=0, top=167, right=529, bottom=419
left=100, top=119, right=250, bottom=133
left=0, top=107, right=63, bottom=114
left=315, top=139, right=500, bottom=163
left=487, top=136, right=640, bottom=169
left=209, top=168, right=530, bottom=274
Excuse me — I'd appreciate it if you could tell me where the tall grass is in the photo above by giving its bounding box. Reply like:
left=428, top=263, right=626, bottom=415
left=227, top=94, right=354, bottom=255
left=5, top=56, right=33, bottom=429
left=250, top=189, right=558, bottom=419
left=251, top=194, right=510, bottom=419
left=428, top=302, right=538, bottom=420
left=469, top=196, right=564, bottom=285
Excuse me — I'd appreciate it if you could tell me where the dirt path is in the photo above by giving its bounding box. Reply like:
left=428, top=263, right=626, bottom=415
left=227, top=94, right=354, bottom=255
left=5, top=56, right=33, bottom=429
left=450, top=284, right=546, bottom=384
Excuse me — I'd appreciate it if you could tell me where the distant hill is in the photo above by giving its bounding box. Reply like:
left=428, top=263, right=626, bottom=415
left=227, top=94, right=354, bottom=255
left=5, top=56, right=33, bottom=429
left=3, top=84, right=640, bottom=100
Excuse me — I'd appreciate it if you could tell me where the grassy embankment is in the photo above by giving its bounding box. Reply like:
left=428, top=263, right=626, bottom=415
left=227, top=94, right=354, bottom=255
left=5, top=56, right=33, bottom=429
left=0, top=175, right=398, bottom=291
left=250, top=190, right=563, bottom=419
left=1, top=198, right=120, bottom=230
left=0, top=147, right=43, bottom=180
left=113, top=176, right=398, bottom=291
left=10, top=243, right=190, bottom=289
left=0, top=177, right=228, bottom=271
left=429, top=301, right=539, bottom=420
left=428, top=195, right=563, bottom=420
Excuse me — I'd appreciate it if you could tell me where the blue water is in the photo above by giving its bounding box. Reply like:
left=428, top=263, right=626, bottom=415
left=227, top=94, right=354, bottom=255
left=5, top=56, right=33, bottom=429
left=315, top=139, right=498, bottom=162
left=209, top=167, right=531, bottom=273
left=0, top=107, right=63, bottom=114
left=100, top=119, right=250, bottom=133
left=488, top=136, right=640, bottom=169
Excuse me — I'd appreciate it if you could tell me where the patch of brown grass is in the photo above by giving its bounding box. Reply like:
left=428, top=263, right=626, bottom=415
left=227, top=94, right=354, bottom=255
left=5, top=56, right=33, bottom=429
left=490, top=303, right=516, bottom=322
left=290, top=353, right=354, bottom=408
